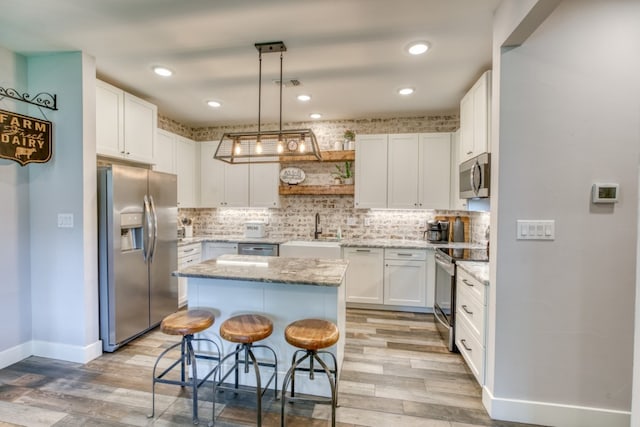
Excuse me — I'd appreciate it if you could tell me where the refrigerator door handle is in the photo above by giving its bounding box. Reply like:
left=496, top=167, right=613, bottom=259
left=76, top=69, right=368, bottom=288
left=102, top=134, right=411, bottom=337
left=143, top=195, right=153, bottom=262
left=148, top=195, right=159, bottom=262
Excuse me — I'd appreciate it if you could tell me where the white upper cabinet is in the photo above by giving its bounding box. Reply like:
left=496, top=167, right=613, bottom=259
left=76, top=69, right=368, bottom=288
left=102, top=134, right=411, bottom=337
left=355, top=134, right=388, bottom=209
left=249, top=162, right=280, bottom=208
left=200, top=141, right=277, bottom=208
left=418, top=133, right=451, bottom=210
left=449, top=130, right=467, bottom=210
left=385, top=133, right=451, bottom=209
left=154, top=129, right=177, bottom=174
left=176, top=136, right=199, bottom=207
left=387, top=134, right=420, bottom=209
left=200, top=141, right=225, bottom=207
left=459, top=70, right=491, bottom=163
left=96, top=79, right=157, bottom=164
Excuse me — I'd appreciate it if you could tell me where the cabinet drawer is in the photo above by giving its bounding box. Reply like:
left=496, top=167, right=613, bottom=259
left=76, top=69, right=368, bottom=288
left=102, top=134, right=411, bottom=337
left=456, top=316, right=484, bottom=384
left=179, top=253, right=201, bottom=268
left=178, top=243, right=201, bottom=259
left=456, top=268, right=485, bottom=305
left=384, top=248, right=426, bottom=261
left=456, top=284, right=485, bottom=342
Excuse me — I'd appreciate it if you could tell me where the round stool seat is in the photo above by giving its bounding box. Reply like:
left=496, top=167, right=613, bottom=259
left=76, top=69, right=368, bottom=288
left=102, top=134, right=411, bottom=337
left=220, top=314, right=273, bottom=344
left=160, top=309, right=214, bottom=336
left=285, top=319, right=339, bottom=351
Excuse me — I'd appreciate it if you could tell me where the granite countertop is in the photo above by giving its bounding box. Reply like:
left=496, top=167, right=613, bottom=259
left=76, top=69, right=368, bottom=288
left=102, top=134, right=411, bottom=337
left=456, top=261, right=490, bottom=286
left=179, top=235, right=485, bottom=251
left=174, top=254, right=349, bottom=287
left=178, top=235, right=288, bottom=246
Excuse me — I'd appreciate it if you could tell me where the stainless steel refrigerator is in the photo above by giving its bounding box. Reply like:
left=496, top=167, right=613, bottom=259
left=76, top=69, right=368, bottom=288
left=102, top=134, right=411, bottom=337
left=98, top=164, right=178, bottom=352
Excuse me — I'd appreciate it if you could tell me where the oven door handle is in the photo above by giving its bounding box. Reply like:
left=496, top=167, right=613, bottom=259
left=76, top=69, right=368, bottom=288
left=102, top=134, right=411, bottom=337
left=435, top=254, right=455, bottom=276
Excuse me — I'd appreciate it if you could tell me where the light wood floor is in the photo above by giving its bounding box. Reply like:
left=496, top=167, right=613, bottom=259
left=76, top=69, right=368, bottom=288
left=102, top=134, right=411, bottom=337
left=0, top=309, right=541, bottom=426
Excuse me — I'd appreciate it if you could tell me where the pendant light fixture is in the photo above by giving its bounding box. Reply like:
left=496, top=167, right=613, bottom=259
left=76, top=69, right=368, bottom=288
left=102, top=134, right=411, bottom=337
left=214, top=41, right=321, bottom=164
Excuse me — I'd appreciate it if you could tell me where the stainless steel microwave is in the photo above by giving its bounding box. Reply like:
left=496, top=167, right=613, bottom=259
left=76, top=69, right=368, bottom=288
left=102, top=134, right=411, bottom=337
left=459, top=153, right=490, bottom=198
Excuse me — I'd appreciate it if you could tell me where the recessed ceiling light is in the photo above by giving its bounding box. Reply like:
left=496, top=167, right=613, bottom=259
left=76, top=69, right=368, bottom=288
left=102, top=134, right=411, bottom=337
left=406, top=41, right=430, bottom=55
left=297, top=94, right=311, bottom=102
left=207, top=100, right=222, bottom=108
left=152, top=66, right=173, bottom=77
left=398, top=87, right=414, bottom=96
left=310, top=113, right=322, bottom=119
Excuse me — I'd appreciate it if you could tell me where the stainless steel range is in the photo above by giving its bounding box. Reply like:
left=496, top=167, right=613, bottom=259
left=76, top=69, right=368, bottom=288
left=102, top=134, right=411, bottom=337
left=434, top=247, right=488, bottom=352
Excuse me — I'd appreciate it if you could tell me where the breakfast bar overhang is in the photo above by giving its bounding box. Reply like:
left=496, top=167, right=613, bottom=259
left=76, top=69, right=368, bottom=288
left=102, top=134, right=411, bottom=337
left=173, top=254, right=348, bottom=397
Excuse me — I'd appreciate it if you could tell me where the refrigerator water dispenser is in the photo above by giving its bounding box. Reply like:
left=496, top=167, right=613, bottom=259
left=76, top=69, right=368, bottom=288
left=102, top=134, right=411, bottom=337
left=120, top=212, right=142, bottom=251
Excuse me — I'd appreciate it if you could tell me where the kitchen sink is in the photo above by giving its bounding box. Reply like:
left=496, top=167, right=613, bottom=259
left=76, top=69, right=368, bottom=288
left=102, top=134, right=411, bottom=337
left=280, top=240, right=342, bottom=258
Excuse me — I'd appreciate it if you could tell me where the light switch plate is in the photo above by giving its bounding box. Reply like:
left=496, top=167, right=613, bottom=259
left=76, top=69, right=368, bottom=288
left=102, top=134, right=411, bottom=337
left=347, top=217, right=358, bottom=226
left=517, top=220, right=554, bottom=240
left=58, top=213, right=74, bottom=228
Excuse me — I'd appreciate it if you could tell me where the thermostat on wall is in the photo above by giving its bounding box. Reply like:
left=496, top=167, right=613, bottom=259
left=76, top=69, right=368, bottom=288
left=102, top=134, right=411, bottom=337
left=591, top=183, right=619, bottom=204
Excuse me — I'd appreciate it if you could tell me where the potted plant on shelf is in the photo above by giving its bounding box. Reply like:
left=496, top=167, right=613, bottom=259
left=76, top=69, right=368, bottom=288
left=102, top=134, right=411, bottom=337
left=343, top=130, right=355, bottom=150
left=332, top=161, right=353, bottom=185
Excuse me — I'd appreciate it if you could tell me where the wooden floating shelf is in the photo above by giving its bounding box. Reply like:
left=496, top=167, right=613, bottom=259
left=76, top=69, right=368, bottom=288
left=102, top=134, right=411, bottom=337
left=279, top=184, right=354, bottom=196
left=279, top=150, right=355, bottom=163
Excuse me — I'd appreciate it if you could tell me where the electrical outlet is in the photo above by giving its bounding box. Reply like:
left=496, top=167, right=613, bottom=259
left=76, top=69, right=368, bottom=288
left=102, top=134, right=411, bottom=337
left=418, top=219, right=426, bottom=228
left=347, top=217, right=357, bottom=226
left=57, top=213, right=74, bottom=228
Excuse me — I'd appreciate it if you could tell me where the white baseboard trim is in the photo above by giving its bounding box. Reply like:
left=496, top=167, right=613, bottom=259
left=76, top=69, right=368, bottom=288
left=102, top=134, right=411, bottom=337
left=483, top=386, right=630, bottom=427
left=0, top=342, right=32, bottom=370
left=31, top=339, right=103, bottom=364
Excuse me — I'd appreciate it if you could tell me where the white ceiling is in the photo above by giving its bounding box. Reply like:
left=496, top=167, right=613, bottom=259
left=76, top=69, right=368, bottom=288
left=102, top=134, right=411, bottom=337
left=0, top=0, right=500, bottom=128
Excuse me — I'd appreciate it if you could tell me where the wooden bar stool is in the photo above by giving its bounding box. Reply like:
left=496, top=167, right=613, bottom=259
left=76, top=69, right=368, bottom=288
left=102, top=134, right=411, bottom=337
left=280, top=318, right=339, bottom=427
left=148, top=309, right=221, bottom=425
left=212, top=314, right=278, bottom=426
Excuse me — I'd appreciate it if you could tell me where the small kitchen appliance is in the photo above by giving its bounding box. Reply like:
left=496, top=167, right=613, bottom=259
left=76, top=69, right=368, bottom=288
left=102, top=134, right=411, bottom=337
left=244, top=221, right=266, bottom=238
left=426, top=220, right=450, bottom=243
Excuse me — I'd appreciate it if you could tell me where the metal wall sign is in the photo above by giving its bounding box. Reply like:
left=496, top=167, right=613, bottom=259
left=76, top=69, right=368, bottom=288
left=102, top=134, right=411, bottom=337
left=0, top=109, right=52, bottom=166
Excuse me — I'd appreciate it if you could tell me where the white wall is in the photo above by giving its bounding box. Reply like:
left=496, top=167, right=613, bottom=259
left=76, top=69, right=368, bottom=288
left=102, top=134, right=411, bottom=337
left=487, top=1, right=640, bottom=426
left=27, top=52, right=101, bottom=363
left=0, top=46, right=32, bottom=365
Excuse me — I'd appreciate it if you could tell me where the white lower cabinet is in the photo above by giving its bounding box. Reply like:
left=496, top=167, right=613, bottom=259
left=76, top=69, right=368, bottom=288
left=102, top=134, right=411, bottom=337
left=177, top=243, right=202, bottom=307
left=383, top=249, right=426, bottom=307
left=455, top=267, right=487, bottom=385
left=202, top=242, right=238, bottom=261
left=344, top=247, right=384, bottom=304
left=345, top=247, right=430, bottom=309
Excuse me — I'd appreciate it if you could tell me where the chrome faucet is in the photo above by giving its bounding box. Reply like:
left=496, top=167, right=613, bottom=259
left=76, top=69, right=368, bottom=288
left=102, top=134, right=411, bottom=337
left=314, top=213, right=322, bottom=239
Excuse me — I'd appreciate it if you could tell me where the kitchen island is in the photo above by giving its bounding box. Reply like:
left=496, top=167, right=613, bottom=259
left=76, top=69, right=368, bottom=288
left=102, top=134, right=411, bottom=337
left=174, top=254, right=348, bottom=397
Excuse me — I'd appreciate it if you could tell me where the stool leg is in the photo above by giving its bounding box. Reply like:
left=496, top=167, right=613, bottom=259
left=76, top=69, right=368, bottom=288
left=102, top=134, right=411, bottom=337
left=289, top=349, right=305, bottom=398
left=245, top=346, right=264, bottom=427
left=312, top=353, right=337, bottom=427
left=319, top=350, right=340, bottom=407
left=210, top=345, right=244, bottom=427
left=252, top=343, right=279, bottom=400
left=148, top=340, right=185, bottom=420
left=186, top=336, right=201, bottom=424
left=280, top=351, right=311, bottom=427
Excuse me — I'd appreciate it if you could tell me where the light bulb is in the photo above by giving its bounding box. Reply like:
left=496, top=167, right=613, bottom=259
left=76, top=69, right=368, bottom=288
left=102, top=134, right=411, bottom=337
left=299, top=141, right=306, bottom=153
left=255, top=140, right=263, bottom=154
left=277, top=141, right=284, bottom=153
left=234, top=141, right=242, bottom=155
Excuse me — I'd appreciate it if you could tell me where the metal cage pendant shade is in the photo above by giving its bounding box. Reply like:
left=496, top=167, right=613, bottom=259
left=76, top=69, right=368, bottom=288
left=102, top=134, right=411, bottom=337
left=214, top=41, right=321, bottom=164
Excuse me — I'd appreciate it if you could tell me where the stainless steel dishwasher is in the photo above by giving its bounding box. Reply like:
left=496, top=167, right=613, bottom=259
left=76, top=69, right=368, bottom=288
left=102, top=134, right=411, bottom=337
left=237, top=243, right=279, bottom=256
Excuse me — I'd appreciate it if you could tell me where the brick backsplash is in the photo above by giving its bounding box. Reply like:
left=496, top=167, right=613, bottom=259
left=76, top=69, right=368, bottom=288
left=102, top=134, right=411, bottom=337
left=181, top=200, right=488, bottom=243
left=158, top=114, right=459, bottom=148
left=164, top=112, right=490, bottom=244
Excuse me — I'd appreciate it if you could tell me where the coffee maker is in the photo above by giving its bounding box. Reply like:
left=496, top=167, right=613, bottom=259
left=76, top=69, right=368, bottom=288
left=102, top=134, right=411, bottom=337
left=426, top=220, right=450, bottom=243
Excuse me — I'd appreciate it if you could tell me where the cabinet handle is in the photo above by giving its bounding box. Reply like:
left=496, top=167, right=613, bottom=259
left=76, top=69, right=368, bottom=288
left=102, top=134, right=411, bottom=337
left=460, top=339, right=472, bottom=351
left=462, top=304, right=473, bottom=315
left=466, top=150, right=473, bottom=155
left=397, top=253, right=413, bottom=257
left=183, top=248, right=195, bottom=253
left=355, top=249, right=371, bottom=253
left=462, top=279, right=474, bottom=287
